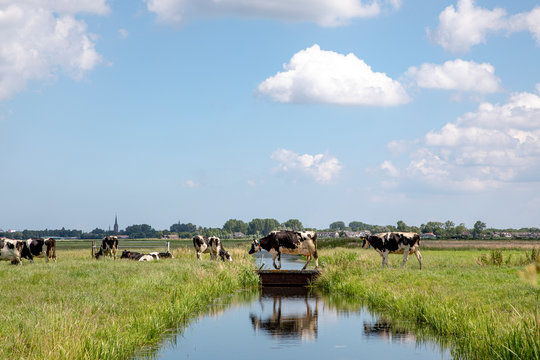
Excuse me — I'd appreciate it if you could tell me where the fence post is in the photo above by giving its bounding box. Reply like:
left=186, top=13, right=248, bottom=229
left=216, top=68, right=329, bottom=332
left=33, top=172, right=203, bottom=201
left=91, top=240, right=94, bottom=258
left=166, top=241, right=170, bottom=253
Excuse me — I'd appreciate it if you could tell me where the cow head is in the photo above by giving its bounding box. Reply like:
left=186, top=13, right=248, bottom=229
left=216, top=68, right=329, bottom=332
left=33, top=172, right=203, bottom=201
left=248, top=239, right=260, bottom=254
left=120, top=250, right=131, bottom=259
left=361, top=238, right=369, bottom=248
left=219, top=249, right=232, bottom=262
left=95, top=248, right=104, bottom=259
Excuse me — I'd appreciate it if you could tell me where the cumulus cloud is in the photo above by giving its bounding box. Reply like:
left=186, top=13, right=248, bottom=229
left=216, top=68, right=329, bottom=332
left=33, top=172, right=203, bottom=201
left=406, top=59, right=501, bottom=93
left=0, top=1, right=108, bottom=100
left=271, top=148, right=342, bottom=184
left=381, top=84, right=540, bottom=191
left=145, top=0, right=402, bottom=27
left=118, top=28, right=129, bottom=39
left=258, top=45, right=410, bottom=106
left=429, top=0, right=540, bottom=53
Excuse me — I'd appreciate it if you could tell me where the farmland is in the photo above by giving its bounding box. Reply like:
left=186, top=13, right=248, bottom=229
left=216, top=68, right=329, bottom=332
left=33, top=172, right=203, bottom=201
left=0, top=240, right=538, bottom=359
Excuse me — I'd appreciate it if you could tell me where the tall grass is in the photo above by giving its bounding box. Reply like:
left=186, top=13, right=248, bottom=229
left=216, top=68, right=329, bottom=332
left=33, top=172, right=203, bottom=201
left=316, top=248, right=539, bottom=360
left=0, top=247, right=259, bottom=360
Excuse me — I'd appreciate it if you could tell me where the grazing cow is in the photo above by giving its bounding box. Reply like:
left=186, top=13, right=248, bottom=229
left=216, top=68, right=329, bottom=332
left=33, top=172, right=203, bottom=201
left=362, top=232, right=422, bottom=269
left=22, top=238, right=57, bottom=263
left=0, top=238, right=26, bottom=265
left=248, top=230, right=318, bottom=270
left=95, top=236, right=119, bottom=260
left=193, top=235, right=232, bottom=261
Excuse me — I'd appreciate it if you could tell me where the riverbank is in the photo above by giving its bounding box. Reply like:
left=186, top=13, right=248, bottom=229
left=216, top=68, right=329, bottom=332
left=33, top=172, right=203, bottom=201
left=0, top=248, right=259, bottom=359
left=316, top=248, right=539, bottom=360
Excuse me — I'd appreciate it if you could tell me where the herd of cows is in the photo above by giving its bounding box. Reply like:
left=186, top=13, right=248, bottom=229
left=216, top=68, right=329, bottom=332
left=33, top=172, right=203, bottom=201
left=0, top=230, right=423, bottom=269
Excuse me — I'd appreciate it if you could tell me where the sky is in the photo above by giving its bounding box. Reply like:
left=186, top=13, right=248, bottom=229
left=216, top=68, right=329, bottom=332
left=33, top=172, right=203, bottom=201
left=1, top=0, right=540, bottom=231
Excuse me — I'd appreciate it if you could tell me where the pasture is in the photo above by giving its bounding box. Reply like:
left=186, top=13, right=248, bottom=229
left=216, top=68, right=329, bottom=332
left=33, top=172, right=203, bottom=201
left=0, top=240, right=538, bottom=359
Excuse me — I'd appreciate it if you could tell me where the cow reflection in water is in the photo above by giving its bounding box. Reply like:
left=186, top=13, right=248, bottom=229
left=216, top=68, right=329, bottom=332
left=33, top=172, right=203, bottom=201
left=250, top=289, right=318, bottom=342
left=363, top=320, right=416, bottom=343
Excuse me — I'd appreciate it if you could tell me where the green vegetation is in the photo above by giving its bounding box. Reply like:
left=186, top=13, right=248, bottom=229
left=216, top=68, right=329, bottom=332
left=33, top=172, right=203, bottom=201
left=0, top=247, right=258, bottom=360
left=316, top=248, right=540, bottom=360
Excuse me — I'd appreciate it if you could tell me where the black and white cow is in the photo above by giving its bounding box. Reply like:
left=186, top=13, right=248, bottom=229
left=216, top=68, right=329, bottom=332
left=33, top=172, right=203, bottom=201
left=362, top=232, right=422, bottom=269
left=151, top=251, right=174, bottom=259
left=193, top=235, right=232, bottom=261
left=0, top=238, right=26, bottom=265
left=22, top=238, right=57, bottom=263
left=248, top=230, right=318, bottom=270
left=120, top=250, right=159, bottom=262
left=95, top=236, right=119, bottom=260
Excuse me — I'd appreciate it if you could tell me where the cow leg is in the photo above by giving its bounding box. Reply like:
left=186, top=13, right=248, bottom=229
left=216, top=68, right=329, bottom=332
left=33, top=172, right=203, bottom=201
left=400, top=246, right=410, bottom=268
left=302, top=255, right=311, bottom=270
left=196, top=251, right=202, bottom=260
left=415, top=249, right=423, bottom=270
left=272, top=253, right=279, bottom=269
left=314, top=251, right=319, bottom=270
left=382, top=251, right=389, bottom=268
left=277, top=252, right=282, bottom=270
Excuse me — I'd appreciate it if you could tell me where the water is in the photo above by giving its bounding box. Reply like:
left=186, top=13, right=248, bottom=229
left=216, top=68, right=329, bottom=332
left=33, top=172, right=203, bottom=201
left=136, top=254, right=452, bottom=359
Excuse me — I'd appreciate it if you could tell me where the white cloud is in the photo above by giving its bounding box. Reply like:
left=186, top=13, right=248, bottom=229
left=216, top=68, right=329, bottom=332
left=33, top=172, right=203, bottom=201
left=429, top=0, right=540, bottom=53
left=271, top=148, right=342, bottom=184
left=258, top=44, right=410, bottom=106
left=118, top=28, right=129, bottom=39
left=183, top=180, right=200, bottom=188
left=406, top=59, right=501, bottom=93
left=380, top=160, right=399, bottom=177
left=0, top=1, right=108, bottom=100
left=428, top=0, right=506, bottom=53
left=382, top=84, right=540, bottom=191
left=145, top=0, right=402, bottom=27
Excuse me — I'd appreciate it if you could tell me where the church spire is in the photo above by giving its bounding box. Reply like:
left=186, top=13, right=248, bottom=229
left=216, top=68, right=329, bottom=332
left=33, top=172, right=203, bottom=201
left=114, top=214, right=119, bottom=234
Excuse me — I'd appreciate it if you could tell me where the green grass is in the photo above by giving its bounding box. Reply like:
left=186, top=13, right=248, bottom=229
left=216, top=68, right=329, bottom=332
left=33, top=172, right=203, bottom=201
left=316, top=248, right=540, bottom=360
left=0, top=247, right=259, bottom=360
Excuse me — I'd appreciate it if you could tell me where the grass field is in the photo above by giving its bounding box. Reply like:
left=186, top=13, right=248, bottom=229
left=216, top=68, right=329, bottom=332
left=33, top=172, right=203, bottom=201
left=0, top=246, right=258, bottom=360
left=316, top=248, right=540, bottom=360
left=1, top=241, right=538, bottom=359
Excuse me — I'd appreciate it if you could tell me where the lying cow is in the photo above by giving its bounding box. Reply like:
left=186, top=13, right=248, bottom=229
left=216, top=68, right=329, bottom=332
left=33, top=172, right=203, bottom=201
left=248, top=230, right=318, bottom=270
left=21, top=238, right=57, bottom=263
left=362, top=232, right=422, bottom=269
left=120, top=250, right=159, bottom=262
left=0, top=238, right=26, bottom=265
left=193, top=235, right=232, bottom=261
left=150, top=251, right=174, bottom=259
left=95, top=236, right=119, bottom=260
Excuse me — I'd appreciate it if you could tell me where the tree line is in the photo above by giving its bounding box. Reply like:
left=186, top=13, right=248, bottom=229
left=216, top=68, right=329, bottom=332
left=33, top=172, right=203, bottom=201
left=2, top=218, right=539, bottom=240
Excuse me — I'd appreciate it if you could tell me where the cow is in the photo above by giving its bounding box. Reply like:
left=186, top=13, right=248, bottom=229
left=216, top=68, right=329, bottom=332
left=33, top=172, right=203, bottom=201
left=193, top=235, right=232, bottom=261
left=21, top=238, right=57, bottom=263
left=95, top=236, right=119, bottom=260
left=362, top=232, right=422, bottom=269
left=150, top=251, right=174, bottom=259
left=248, top=230, right=318, bottom=270
left=0, top=238, right=26, bottom=265
left=120, top=250, right=169, bottom=262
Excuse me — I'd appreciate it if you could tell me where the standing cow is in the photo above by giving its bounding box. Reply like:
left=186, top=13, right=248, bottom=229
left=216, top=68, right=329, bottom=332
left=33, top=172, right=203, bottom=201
left=193, top=235, right=232, bottom=261
left=362, top=232, right=422, bottom=269
left=95, top=236, right=119, bottom=260
left=0, top=238, right=26, bottom=265
left=22, top=238, right=57, bottom=263
left=248, top=230, right=318, bottom=270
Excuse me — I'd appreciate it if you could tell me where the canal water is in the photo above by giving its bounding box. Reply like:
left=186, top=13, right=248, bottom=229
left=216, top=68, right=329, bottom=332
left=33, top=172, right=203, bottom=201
left=136, top=253, right=452, bottom=359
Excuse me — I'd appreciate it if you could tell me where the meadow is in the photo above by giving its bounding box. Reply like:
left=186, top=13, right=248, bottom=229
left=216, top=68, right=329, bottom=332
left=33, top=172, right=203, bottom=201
left=0, top=240, right=538, bottom=359
left=317, top=247, right=539, bottom=360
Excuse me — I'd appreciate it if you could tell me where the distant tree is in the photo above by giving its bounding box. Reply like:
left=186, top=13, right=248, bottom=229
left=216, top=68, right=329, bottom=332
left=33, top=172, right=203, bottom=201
left=247, top=218, right=280, bottom=236
left=282, top=219, right=304, bottom=231
left=349, top=221, right=372, bottom=231
left=170, top=222, right=197, bottom=233
left=472, top=221, right=486, bottom=239
left=124, top=224, right=157, bottom=239
left=396, top=220, right=408, bottom=232
left=329, top=221, right=347, bottom=231
left=455, top=223, right=468, bottom=238
left=222, top=219, right=248, bottom=234
left=444, top=221, right=455, bottom=237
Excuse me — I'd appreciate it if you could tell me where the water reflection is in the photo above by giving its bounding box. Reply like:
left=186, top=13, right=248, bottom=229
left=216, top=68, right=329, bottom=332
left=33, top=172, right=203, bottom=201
left=139, top=288, right=451, bottom=360
left=250, top=287, right=318, bottom=342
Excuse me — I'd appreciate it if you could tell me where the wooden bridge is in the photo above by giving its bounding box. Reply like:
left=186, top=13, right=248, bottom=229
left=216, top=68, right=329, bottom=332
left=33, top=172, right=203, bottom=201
left=257, top=269, right=321, bottom=287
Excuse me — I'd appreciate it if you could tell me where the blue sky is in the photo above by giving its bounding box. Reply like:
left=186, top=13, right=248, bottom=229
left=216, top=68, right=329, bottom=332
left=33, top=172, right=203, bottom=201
left=1, top=0, right=540, bottom=231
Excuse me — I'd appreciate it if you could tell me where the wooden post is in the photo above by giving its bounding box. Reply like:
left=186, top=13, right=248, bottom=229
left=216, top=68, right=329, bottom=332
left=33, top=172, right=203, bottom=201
left=91, top=240, right=94, bottom=258
left=166, top=241, right=170, bottom=253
